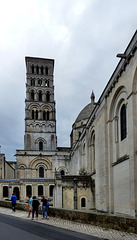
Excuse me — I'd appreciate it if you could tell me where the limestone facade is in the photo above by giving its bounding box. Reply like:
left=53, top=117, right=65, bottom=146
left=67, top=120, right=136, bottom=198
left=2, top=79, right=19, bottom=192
left=0, top=31, right=137, bottom=218
left=0, top=154, right=15, bottom=179
left=0, top=57, right=70, bottom=203
left=65, top=31, right=137, bottom=216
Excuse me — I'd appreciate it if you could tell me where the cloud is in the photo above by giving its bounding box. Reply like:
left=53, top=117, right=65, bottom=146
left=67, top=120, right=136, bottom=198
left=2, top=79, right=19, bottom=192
left=0, top=0, right=137, bottom=160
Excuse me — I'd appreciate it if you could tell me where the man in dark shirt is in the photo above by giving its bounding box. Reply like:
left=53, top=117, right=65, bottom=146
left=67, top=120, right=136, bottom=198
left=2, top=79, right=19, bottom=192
left=32, top=196, right=39, bottom=220
left=41, top=195, right=49, bottom=219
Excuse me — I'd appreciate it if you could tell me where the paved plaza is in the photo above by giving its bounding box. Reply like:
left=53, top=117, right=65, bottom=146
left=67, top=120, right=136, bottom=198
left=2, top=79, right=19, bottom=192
left=0, top=207, right=137, bottom=240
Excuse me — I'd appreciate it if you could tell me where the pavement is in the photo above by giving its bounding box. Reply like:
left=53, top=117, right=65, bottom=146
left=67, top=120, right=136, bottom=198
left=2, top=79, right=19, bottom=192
left=0, top=207, right=137, bottom=240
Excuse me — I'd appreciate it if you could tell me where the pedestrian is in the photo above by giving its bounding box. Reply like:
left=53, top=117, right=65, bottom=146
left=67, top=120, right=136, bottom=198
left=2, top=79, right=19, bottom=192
left=41, top=196, right=49, bottom=219
left=26, top=196, right=33, bottom=217
left=32, top=196, right=39, bottom=220
left=11, top=193, right=17, bottom=212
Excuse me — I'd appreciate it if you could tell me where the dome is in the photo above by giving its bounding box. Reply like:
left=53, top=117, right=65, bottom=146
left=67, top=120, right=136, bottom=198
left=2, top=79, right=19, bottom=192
left=75, top=102, right=95, bottom=123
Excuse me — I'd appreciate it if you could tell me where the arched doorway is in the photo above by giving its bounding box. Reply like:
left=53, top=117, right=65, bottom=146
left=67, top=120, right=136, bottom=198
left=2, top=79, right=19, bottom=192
left=13, top=187, right=20, bottom=200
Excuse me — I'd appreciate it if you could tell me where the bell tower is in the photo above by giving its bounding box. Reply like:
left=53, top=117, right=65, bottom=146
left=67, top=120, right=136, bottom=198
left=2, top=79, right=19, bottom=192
left=24, top=57, right=57, bottom=151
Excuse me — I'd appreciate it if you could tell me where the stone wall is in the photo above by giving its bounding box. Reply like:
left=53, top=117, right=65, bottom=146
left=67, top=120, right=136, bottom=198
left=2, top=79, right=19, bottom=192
left=0, top=200, right=136, bottom=233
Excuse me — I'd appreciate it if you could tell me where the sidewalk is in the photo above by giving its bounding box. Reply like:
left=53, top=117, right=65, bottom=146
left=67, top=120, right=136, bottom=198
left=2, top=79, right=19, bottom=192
left=0, top=207, right=137, bottom=240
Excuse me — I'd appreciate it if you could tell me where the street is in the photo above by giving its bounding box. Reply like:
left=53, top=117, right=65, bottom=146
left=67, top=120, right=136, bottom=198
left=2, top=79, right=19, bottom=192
left=0, top=213, right=103, bottom=240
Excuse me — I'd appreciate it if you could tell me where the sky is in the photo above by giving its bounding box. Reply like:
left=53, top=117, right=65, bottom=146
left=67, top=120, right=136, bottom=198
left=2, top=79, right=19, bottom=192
left=0, top=0, right=137, bottom=161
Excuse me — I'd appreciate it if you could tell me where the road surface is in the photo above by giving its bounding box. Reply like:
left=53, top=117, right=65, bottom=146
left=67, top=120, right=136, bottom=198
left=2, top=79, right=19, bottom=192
left=0, top=213, right=104, bottom=240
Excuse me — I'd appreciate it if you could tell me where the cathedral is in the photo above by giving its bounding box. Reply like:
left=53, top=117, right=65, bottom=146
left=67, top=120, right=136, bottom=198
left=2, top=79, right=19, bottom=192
left=0, top=31, right=137, bottom=217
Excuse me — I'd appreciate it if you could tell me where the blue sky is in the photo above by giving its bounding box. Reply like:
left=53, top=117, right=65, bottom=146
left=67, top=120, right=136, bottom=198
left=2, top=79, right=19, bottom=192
left=0, top=0, right=137, bottom=160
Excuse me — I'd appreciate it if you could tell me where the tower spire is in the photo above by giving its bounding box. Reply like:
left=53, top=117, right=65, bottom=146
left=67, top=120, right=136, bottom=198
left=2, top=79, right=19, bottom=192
left=91, top=90, right=95, bottom=103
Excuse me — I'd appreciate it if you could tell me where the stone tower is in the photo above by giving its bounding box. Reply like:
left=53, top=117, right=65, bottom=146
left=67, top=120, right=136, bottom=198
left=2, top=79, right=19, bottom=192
left=24, top=57, right=57, bottom=151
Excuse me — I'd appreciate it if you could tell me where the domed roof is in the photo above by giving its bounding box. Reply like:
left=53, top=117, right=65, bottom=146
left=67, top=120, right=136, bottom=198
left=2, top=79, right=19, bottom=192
left=75, top=102, right=95, bottom=123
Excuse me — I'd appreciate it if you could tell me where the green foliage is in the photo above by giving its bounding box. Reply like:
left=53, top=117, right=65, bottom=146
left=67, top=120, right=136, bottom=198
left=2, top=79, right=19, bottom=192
left=79, top=167, right=88, bottom=176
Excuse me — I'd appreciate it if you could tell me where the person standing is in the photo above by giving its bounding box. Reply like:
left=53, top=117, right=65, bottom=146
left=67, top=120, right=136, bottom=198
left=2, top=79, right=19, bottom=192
left=41, top=196, right=49, bottom=219
left=32, top=196, right=39, bottom=220
left=11, top=193, right=17, bottom=212
left=26, top=196, right=33, bottom=217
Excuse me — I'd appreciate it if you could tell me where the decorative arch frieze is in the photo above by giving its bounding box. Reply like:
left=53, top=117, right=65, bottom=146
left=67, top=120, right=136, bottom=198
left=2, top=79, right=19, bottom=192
left=57, top=166, right=68, bottom=174
left=41, top=103, right=52, bottom=111
left=18, top=164, right=27, bottom=169
left=28, top=103, right=40, bottom=110
left=35, top=137, right=47, bottom=144
left=29, top=157, right=52, bottom=169
left=28, top=88, right=36, bottom=94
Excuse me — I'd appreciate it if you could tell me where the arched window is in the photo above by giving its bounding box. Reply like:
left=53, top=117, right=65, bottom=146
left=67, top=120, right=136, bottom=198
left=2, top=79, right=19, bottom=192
left=39, top=142, right=43, bottom=151
left=32, top=65, right=34, bottom=74
left=120, top=104, right=127, bottom=141
left=41, top=66, right=43, bottom=75
left=49, top=185, right=54, bottom=197
left=30, top=90, right=34, bottom=101
left=38, top=185, right=43, bottom=196
left=39, top=167, right=44, bottom=178
left=36, top=65, right=39, bottom=74
left=60, top=170, right=65, bottom=176
left=45, top=80, right=49, bottom=87
left=39, top=91, right=42, bottom=101
left=31, top=79, right=35, bottom=86
left=46, top=66, right=48, bottom=75
left=47, top=92, right=50, bottom=102
left=3, top=186, right=8, bottom=198
left=38, top=80, right=42, bottom=86
left=13, top=187, right=20, bottom=200
left=32, top=110, right=34, bottom=119
left=47, top=111, right=49, bottom=120
left=43, top=110, right=46, bottom=120
left=81, top=198, right=86, bottom=208
left=36, top=110, right=38, bottom=120
left=26, top=185, right=32, bottom=197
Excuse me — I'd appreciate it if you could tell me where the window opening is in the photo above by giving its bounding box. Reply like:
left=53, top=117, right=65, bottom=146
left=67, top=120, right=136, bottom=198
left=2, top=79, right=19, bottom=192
left=39, top=167, right=44, bottom=178
left=3, top=186, right=8, bottom=198
left=13, top=187, right=20, bottom=200
left=32, top=110, right=34, bottom=119
left=43, top=110, right=46, bottom=120
left=45, top=80, right=49, bottom=87
left=47, top=92, right=50, bottom=102
left=60, top=170, right=65, bottom=176
left=26, top=185, right=32, bottom=197
left=47, top=111, right=49, bottom=120
left=81, top=198, right=86, bottom=207
left=39, top=142, right=43, bottom=151
left=39, top=91, right=42, bottom=101
left=35, top=110, right=38, bottom=120
left=36, top=65, right=39, bottom=74
left=38, top=80, right=42, bottom=86
left=31, top=79, right=35, bottom=86
left=46, top=66, right=48, bottom=75
left=32, top=65, right=34, bottom=74
left=120, top=104, right=127, bottom=141
left=49, top=185, right=54, bottom=197
left=38, top=185, right=43, bottom=196
left=31, top=91, right=34, bottom=101
left=41, top=66, right=43, bottom=75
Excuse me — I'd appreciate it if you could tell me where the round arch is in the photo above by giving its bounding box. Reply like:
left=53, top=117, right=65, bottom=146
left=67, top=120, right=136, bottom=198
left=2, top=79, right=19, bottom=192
left=108, top=86, right=127, bottom=121
left=29, top=157, right=52, bottom=169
